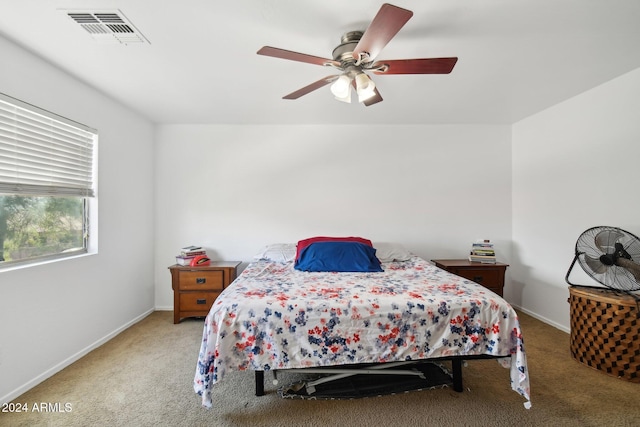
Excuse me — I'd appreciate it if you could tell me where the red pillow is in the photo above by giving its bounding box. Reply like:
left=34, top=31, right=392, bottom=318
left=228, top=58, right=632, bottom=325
left=295, top=236, right=373, bottom=262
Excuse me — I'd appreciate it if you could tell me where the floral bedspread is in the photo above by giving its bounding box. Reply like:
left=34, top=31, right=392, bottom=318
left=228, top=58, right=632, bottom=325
left=194, top=257, right=530, bottom=407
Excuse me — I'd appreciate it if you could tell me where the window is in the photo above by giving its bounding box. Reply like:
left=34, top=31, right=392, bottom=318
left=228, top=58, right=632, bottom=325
left=0, top=92, right=97, bottom=266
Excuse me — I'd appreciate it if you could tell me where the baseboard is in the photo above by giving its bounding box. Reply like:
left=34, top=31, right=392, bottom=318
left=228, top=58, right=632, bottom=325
left=154, top=306, right=173, bottom=311
left=512, top=304, right=570, bottom=334
left=0, top=308, right=155, bottom=405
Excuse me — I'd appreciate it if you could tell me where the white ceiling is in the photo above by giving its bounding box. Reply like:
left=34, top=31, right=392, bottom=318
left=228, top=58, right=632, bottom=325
left=1, top=0, right=639, bottom=125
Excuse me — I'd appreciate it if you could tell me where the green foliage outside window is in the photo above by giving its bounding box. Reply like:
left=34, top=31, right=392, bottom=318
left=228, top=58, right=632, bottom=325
left=0, top=195, right=85, bottom=263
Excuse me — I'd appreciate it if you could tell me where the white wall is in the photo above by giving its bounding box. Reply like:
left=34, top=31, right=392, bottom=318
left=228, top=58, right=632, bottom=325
left=0, top=36, right=155, bottom=403
left=511, top=67, right=640, bottom=331
left=154, top=124, right=513, bottom=309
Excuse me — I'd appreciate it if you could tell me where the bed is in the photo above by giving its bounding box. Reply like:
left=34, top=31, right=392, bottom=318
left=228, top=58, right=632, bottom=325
left=194, top=240, right=531, bottom=408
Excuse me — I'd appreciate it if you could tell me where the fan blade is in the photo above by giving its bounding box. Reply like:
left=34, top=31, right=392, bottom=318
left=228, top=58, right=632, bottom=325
left=257, top=46, right=340, bottom=68
left=363, top=87, right=383, bottom=106
left=282, top=75, right=339, bottom=100
left=594, top=229, right=624, bottom=253
left=616, top=258, right=640, bottom=283
left=584, top=254, right=608, bottom=275
left=372, top=57, right=458, bottom=75
left=352, top=4, right=413, bottom=62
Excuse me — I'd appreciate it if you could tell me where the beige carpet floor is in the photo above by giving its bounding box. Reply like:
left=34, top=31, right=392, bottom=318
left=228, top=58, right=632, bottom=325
left=2, top=310, right=639, bottom=426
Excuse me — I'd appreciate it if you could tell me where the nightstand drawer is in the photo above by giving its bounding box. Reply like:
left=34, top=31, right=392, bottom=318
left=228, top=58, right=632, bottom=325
left=178, top=270, right=224, bottom=291
left=179, top=291, right=220, bottom=312
left=431, top=259, right=508, bottom=297
left=454, top=269, right=501, bottom=286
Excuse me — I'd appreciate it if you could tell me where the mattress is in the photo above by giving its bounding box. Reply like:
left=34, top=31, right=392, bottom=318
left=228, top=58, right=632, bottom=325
left=194, top=256, right=530, bottom=407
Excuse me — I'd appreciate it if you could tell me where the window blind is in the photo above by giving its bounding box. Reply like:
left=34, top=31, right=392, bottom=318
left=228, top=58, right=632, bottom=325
left=0, top=93, right=97, bottom=197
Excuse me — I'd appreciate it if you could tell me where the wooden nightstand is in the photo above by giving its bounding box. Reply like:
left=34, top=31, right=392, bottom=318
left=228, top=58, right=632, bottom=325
left=168, top=261, right=240, bottom=324
left=431, top=259, right=509, bottom=296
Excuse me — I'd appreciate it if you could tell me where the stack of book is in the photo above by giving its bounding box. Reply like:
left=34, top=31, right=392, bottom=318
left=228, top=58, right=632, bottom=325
left=176, top=245, right=207, bottom=266
left=469, top=240, right=496, bottom=264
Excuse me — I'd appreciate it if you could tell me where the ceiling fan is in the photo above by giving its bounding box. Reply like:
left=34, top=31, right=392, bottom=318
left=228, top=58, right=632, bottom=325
left=257, top=3, right=458, bottom=106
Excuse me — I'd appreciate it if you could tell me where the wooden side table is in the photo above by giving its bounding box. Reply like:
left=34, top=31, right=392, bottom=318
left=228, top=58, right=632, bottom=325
left=431, top=259, right=509, bottom=296
left=168, top=261, right=240, bottom=324
left=569, top=285, right=640, bottom=382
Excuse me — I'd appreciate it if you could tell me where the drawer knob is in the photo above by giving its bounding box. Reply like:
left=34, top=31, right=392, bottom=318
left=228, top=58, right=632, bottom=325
left=196, top=277, right=206, bottom=284
left=196, top=298, right=207, bottom=305
left=473, top=276, right=483, bottom=282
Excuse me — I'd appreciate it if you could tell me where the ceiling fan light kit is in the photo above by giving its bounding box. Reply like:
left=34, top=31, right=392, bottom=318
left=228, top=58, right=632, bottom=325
left=329, top=66, right=376, bottom=104
left=257, top=3, right=458, bottom=107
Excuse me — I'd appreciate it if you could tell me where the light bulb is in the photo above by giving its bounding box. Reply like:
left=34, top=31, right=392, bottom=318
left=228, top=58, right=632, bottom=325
left=334, top=85, right=351, bottom=103
left=355, top=73, right=376, bottom=102
left=330, top=75, right=352, bottom=100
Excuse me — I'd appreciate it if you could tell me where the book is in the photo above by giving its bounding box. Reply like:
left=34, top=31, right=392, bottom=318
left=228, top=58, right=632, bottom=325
left=180, top=245, right=206, bottom=256
left=176, top=255, right=195, bottom=266
left=182, top=250, right=207, bottom=257
left=472, top=242, right=494, bottom=248
left=471, top=249, right=495, bottom=255
left=469, top=255, right=496, bottom=264
left=471, top=253, right=495, bottom=258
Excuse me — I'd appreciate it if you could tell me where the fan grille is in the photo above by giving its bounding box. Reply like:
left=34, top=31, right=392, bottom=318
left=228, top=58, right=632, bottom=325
left=575, top=226, right=640, bottom=291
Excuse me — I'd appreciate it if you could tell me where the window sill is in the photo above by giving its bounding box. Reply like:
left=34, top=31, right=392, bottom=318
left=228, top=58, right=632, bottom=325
left=0, top=251, right=96, bottom=273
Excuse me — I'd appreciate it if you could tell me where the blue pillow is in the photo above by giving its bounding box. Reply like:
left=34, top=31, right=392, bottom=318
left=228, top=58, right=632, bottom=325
left=294, top=241, right=383, bottom=272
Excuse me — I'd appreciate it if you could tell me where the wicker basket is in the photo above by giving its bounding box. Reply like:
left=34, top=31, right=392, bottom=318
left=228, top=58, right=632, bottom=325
left=569, top=286, right=640, bottom=382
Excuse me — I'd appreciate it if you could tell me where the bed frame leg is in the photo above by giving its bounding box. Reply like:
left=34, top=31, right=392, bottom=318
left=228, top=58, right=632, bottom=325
left=452, top=359, right=463, bottom=392
left=255, top=371, right=264, bottom=396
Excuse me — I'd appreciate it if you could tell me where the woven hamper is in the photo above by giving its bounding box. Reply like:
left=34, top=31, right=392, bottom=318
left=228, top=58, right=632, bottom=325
left=569, top=286, right=640, bottom=382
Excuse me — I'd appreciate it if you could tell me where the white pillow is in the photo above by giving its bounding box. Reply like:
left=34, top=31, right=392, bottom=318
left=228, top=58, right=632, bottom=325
left=374, top=242, right=412, bottom=262
left=253, top=243, right=296, bottom=262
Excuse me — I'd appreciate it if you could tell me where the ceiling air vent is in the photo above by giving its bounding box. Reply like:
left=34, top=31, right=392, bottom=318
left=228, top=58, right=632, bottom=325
left=65, top=10, right=149, bottom=45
